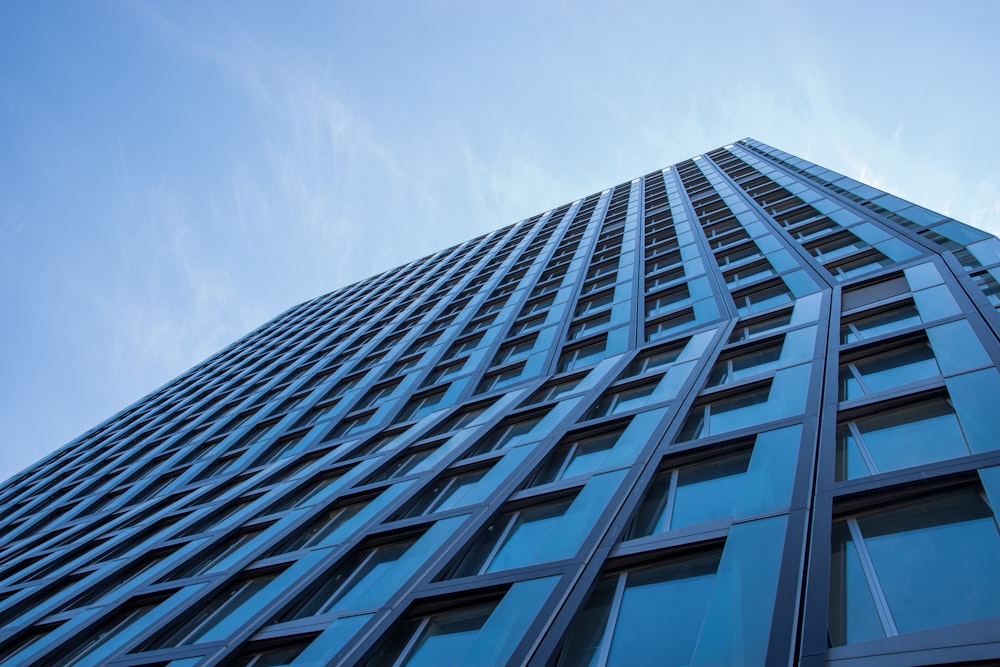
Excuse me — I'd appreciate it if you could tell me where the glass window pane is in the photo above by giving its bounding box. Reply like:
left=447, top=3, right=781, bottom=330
left=860, top=490, right=1000, bottom=635
left=605, top=552, right=720, bottom=667
left=835, top=425, right=871, bottom=481
left=841, top=303, right=920, bottom=343
left=671, top=450, right=752, bottom=530
left=555, top=578, right=617, bottom=667
left=856, top=343, right=938, bottom=392
left=486, top=500, right=572, bottom=573
left=828, top=523, right=885, bottom=646
left=403, top=605, right=494, bottom=667
left=840, top=342, right=940, bottom=399
left=838, top=399, right=969, bottom=479
left=707, top=387, right=770, bottom=436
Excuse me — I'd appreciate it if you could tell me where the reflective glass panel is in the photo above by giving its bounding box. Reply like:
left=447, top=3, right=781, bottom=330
left=859, top=491, right=1000, bottom=635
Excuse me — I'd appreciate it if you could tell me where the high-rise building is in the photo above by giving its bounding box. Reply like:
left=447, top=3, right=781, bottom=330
left=2, top=138, right=1000, bottom=667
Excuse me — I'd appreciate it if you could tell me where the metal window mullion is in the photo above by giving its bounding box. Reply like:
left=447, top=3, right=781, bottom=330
left=847, top=422, right=879, bottom=476
left=425, top=477, right=459, bottom=515
left=701, top=403, right=713, bottom=438
left=480, top=515, right=518, bottom=574
left=392, top=617, right=432, bottom=667
left=552, top=445, right=576, bottom=482
left=846, top=518, right=899, bottom=637
left=318, top=550, right=379, bottom=615
left=658, top=469, right=681, bottom=533
left=595, top=574, right=629, bottom=667
left=847, top=362, right=873, bottom=396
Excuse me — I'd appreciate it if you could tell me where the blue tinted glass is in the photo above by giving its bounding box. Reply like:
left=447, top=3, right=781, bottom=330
left=835, top=426, right=872, bottom=480
left=841, top=304, right=920, bottom=343
left=854, top=400, right=968, bottom=477
left=404, top=605, right=493, bottom=667
left=828, top=523, right=885, bottom=645
left=860, top=490, right=1000, bottom=635
left=926, top=320, right=992, bottom=375
left=429, top=471, right=487, bottom=513
left=556, top=578, right=616, bottom=666
left=327, top=544, right=410, bottom=613
left=844, top=343, right=939, bottom=398
left=487, top=500, right=570, bottom=572
left=947, top=370, right=1000, bottom=454
left=671, top=451, right=751, bottom=529
left=707, top=388, right=769, bottom=435
left=605, top=553, right=719, bottom=667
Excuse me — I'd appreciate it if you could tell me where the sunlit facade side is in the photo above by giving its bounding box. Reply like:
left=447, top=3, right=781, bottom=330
left=2, top=138, right=1000, bottom=666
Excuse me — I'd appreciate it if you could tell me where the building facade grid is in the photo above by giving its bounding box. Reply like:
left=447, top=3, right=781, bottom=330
left=2, top=139, right=1000, bottom=666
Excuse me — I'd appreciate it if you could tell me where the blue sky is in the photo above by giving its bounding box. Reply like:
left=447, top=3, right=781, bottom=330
left=1, top=0, right=998, bottom=482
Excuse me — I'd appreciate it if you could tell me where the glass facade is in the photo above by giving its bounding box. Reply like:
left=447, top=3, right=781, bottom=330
left=2, top=139, right=1000, bottom=666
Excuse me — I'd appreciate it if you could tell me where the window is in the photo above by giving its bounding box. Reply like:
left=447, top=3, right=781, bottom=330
left=167, top=529, right=264, bottom=580
left=835, top=397, right=970, bottom=480
left=444, top=335, right=482, bottom=360
left=629, top=449, right=752, bottom=538
left=574, top=291, right=614, bottom=318
left=141, top=573, right=278, bottom=649
left=525, top=376, right=584, bottom=405
left=397, top=390, right=447, bottom=421
left=646, top=250, right=683, bottom=275
left=584, top=380, right=659, bottom=419
left=530, top=430, right=625, bottom=486
left=706, top=342, right=782, bottom=386
left=728, top=309, right=792, bottom=343
left=357, top=381, right=401, bottom=410
left=732, top=281, right=792, bottom=316
left=426, top=402, right=494, bottom=437
left=715, top=243, right=762, bottom=267
left=645, top=309, right=697, bottom=342
left=267, top=472, right=343, bottom=513
left=645, top=286, right=691, bottom=318
left=368, top=447, right=436, bottom=483
left=841, top=275, right=909, bottom=311
left=400, top=467, right=489, bottom=518
left=829, top=489, right=1000, bottom=646
left=620, top=345, right=682, bottom=379
left=452, top=496, right=575, bottom=576
left=678, top=384, right=771, bottom=441
left=519, top=295, right=554, bottom=318
left=644, top=265, right=685, bottom=291
left=556, top=550, right=721, bottom=667
left=724, top=260, right=774, bottom=289
left=839, top=340, right=940, bottom=400
left=557, top=337, right=607, bottom=373
left=267, top=496, right=369, bottom=555
left=228, top=640, right=312, bottom=667
left=54, top=600, right=161, bottom=664
left=567, top=313, right=612, bottom=341
left=276, top=539, right=417, bottom=622
left=807, top=231, right=868, bottom=262
left=365, top=602, right=496, bottom=667
left=491, top=335, right=537, bottom=366
left=509, top=313, right=546, bottom=336
left=463, top=413, right=545, bottom=458
left=840, top=302, right=920, bottom=343
left=423, top=359, right=465, bottom=386
left=828, top=250, right=894, bottom=281
left=326, top=410, right=376, bottom=439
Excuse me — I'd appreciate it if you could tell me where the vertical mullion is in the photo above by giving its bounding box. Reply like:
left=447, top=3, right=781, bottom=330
left=595, top=573, right=629, bottom=667
left=846, top=518, right=899, bottom=637
left=847, top=422, right=879, bottom=475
